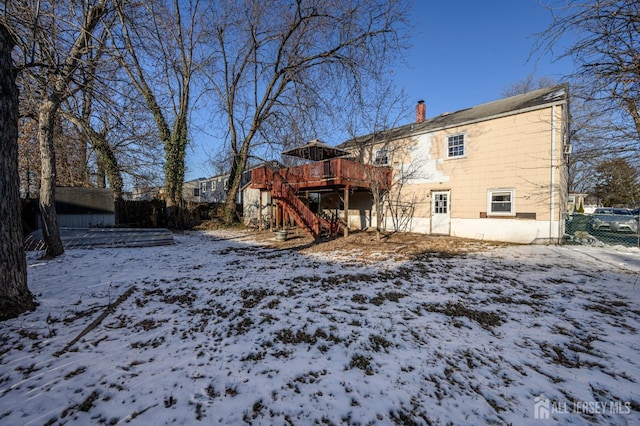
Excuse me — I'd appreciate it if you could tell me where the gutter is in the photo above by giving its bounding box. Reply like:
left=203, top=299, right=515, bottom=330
left=550, top=105, right=556, bottom=241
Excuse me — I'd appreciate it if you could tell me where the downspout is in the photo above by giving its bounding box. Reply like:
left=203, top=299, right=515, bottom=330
left=550, top=105, right=556, bottom=242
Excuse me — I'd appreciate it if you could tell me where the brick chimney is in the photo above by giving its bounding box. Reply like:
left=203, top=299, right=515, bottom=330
left=416, top=100, right=426, bottom=124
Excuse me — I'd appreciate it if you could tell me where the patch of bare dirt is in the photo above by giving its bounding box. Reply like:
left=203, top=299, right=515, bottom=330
left=194, top=219, right=240, bottom=231
left=243, top=226, right=510, bottom=258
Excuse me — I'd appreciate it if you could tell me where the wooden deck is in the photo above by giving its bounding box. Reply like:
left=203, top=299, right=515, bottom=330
left=251, top=158, right=391, bottom=191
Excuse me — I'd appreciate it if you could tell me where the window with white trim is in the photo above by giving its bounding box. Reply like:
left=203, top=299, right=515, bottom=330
left=374, top=148, right=389, bottom=165
left=446, top=134, right=465, bottom=158
left=488, top=189, right=514, bottom=215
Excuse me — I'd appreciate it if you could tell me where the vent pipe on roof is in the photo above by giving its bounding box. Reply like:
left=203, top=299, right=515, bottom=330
left=416, top=100, right=426, bottom=124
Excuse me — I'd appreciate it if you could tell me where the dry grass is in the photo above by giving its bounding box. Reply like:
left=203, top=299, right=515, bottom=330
left=245, top=227, right=510, bottom=259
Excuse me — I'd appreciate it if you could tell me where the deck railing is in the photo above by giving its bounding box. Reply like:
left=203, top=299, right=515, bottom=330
left=254, top=167, right=335, bottom=238
left=251, top=158, right=391, bottom=190
left=250, top=159, right=391, bottom=239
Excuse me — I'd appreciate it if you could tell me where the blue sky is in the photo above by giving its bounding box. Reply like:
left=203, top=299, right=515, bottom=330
left=184, top=0, right=576, bottom=181
left=398, top=0, right=575, bottom=116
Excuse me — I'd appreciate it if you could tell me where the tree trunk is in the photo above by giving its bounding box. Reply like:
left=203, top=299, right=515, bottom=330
left=0, top=24, right=35, bottom=320
left=223, top=154, right=246, bottom=224
left=623, top=97, right=640, bottom=143
left=164, top=129, right=187, bottom=228
left=38, top=100, right=64, bottom=257
left=224, top=136, right=252, bottom=225
left=373, top=190, right=383, bottom=241
left=96, top=156, right=106, bottom=188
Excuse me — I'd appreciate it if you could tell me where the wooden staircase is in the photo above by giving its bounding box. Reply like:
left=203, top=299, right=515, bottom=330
left=264, top=168, right=340, bottom=239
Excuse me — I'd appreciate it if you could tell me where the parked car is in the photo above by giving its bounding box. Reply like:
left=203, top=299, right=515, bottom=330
left=589, top=208, right=638, bottom=233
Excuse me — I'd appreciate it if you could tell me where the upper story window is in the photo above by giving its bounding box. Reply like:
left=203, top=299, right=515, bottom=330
left=201, top=182, right=208, bottom=193
left=374, top=148, right=389, bottom=165
left=193, top=188, right=200, bottom=197
left=446, top=134, right=465, bottom=158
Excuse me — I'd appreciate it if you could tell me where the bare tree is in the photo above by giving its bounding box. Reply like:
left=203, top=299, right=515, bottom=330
left=17, top=117, right=40, bottom=198
left=112, top=0, right=202, bottom=225
left=342, top=77, right=412, bottom=239
left=201, top=0, right=410, bottom=224
left=17, top=77, right=90, bottom=196
left=2, top=0, right=111, bottom=257
left=345, top=134, right=427, bottom=237
left=66, top=25, right=111, bottom=188
left=60, top=24, right=136, bottom=202
left=0, top=23, right=35, bottom=320
left=66, top=57, right=165, bottom=198
left=501, top=73, right=558, bottom=98
left=384, top=154, right=427, bottom=234
left=63, top=113, right=123, bottom=196
left=501, top=75, right=609, bottom=198
left=534, top=0, right=640, bottom=156
left=17, top=72, right=93, bottom=196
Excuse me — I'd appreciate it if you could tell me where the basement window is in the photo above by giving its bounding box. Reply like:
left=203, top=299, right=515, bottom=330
left=488, top=189, right=514, bottom=216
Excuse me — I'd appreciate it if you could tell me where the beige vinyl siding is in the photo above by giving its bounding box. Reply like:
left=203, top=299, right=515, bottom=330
left=426, top=106, right=562, bottom=221
left=338, top=92, right=568, bottom=242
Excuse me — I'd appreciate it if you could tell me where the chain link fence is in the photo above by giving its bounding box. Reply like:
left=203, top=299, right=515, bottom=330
left=564, top=212, right=640, bottom=248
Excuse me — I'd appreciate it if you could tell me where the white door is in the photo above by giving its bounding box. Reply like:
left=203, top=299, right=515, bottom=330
left=431, top=191, right=451, bottom=235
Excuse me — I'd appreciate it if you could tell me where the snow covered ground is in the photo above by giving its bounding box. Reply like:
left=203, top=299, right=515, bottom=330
left=1, top=230, right=639, bottom=425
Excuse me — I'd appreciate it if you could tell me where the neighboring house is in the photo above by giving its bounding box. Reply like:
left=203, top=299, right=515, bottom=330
left=250, top=85, right=570, bottom=244
left=130, top=186, right=163, bottom=201
left=337, top=84, right=570, bottom=244
left=183, top=174, right=229, bottom=204
left=187, top=163, right=278, bottom=208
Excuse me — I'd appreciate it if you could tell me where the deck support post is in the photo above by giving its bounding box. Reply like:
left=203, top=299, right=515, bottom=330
left=258, top=191, right=263, bottom=230
left=270, top=198, right=274, bottom=231
left=275, top=202, right=280, bottom=229
left=343, top=186, right=350, bottom=237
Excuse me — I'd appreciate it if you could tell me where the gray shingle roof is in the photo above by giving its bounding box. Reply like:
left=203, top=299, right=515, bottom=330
left=338, top=84, right=569, bottom=148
